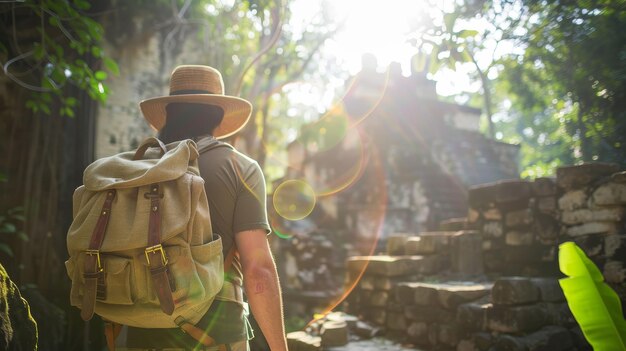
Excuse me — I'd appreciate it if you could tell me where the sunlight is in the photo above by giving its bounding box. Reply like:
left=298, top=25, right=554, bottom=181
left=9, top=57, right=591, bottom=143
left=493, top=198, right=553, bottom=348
left=328, top=0, right=427, bottom=75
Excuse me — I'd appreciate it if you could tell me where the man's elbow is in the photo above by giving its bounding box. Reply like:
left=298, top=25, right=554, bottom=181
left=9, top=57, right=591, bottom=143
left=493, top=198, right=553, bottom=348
left=243, top=262, right=279, bottom=295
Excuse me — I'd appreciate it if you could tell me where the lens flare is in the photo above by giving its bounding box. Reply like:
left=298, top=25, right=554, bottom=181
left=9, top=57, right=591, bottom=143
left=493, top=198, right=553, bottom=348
left=273, top=180, right=316, bottom=221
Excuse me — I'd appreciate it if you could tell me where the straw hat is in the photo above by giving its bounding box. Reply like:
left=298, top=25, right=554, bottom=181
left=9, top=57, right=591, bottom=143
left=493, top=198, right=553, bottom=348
left=140, top=65, right=252, bottom=139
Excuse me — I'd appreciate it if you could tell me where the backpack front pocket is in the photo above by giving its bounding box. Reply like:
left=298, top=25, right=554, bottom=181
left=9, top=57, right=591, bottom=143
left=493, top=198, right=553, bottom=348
left=99, top=255, right=135, bottom=305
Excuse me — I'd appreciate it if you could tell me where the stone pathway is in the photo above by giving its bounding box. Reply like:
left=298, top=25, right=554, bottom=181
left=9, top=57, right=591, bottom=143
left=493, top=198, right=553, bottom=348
left=326, top=338, right=422, bottom=350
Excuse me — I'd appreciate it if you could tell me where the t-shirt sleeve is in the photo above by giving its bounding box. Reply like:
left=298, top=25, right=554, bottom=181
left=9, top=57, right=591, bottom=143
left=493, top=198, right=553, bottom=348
left=233, top=161, right=271, bottom=234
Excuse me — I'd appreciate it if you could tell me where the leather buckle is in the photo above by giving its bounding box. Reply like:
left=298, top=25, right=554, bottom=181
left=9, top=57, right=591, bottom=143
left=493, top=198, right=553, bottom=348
left=85, top=249, right=103, bottom=272
left=145, top=244, right=168, bottom=266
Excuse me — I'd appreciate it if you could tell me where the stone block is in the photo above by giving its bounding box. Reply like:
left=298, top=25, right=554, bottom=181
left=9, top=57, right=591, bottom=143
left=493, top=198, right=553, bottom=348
left=530, top=278, right=565, bottom=302
left=505, top=230, right=534, bottom=246
left=439, top=217, right=467, bottom=231
left=482, top=221, right=503, bottom=238
left=373, top=275, right=419, bottom=291
left=436, top=323, right=461, bottom=347
left=347, top=255, right=425, bottom=277
left=556, top=163, right=619, bottom=190
left=320, top=321, right=348, bottom=347
left=604, top=260, right=626, bottom=284
left=533, top=213, right=560, bottom=242
left=406, top=321, right=429, bottom=345
left=532, top=177, right=557, bottom=196
left=354, top=320, right=380, bottom=339
left=395, top=282, right=428, bottom=305
left=487, top=304, right=547, bottom=333
left=436, top=282, right=492, bottom=309
left=473, top=332, right=494, bottom=350
left=451, top=230, right=484, bottom=276
left=540, top=302, right=575, bottom=326
left=569, top=326, right=593, bottom=350
left=358, top=275, right=376, bottom=291
left=492, top=277, right=540, bottom=305
left=612, top=170, right=626, bottom=183
left=468, top=182, right=499, bottom=209
left=386, top=233, right=409, bottom=255
left=561, top=208, right=625, bottom=225
left=591, top=182, right=626, bottom=206
left=496, top=179, right=533, bottom=207
left=287, top=331, right=321, bottom=351
left=468, top=208, right=480, bottom=224
left=493, top=326, right=573, bottom=351
left=366, top=290, right=389, bottom=307
left=457, top=339, right=477, bottom=351
left=404, top=305, right=456, bottom=324
left=405, top=232, right=456, bottom=255
left=505, top=209, right=534, bottom=228
left=364, top=307, right=386, bottom=326
left=457, top=301, right=491, bottom=331
left=385, top=311, right=407, bottom=331
left=558, top=190, right=588, bottom=211
left=571, top=233, right=608, bottom=258
left=535, top=196, right=558, bottom=213
left=566, top=221, right=619, bottom=237
left=483, top=208, right=503, bottom=221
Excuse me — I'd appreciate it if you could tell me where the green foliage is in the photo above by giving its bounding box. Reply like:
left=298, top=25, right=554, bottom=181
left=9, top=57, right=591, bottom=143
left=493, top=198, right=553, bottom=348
left=1, top=0, right=119, bottom=117
left=0, top=206, right=28, bottom=257
left=559, top=241, right=626, bottom=349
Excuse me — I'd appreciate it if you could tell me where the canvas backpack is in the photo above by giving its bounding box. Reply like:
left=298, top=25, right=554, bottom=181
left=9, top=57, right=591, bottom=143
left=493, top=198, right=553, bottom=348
left=65, top=137, right=234, bottom=337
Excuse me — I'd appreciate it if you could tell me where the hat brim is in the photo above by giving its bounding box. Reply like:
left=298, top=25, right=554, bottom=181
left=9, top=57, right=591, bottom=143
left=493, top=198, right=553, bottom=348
left=140, top=94, right=252, bottom=139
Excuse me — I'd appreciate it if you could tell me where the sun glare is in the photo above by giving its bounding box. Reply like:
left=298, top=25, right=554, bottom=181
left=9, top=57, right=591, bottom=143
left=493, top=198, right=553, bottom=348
left=328, top=0, right=427, bottom=75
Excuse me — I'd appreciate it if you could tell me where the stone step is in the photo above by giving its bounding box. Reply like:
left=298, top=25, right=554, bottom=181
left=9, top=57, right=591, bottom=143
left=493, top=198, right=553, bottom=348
left=556, top=162, right=619, bottom=191
left=347, top=255, right=441, bottom=277
left=395, top=281, right=492, bottom=309
left=405, top=231, right=457, bottom=255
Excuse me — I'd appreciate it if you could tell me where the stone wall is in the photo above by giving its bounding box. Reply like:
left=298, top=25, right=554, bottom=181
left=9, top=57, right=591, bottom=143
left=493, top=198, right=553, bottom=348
left=338, top=163, right=624, bottom=350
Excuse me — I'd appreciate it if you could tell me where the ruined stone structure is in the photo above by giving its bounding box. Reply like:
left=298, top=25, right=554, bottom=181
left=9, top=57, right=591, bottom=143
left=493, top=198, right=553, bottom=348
left=337, top=163, right=625, bottom=350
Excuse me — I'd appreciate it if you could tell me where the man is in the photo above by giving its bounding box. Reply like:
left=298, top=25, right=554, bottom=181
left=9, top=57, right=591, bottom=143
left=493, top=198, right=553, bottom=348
left=126, top=65, right=287, bottom=351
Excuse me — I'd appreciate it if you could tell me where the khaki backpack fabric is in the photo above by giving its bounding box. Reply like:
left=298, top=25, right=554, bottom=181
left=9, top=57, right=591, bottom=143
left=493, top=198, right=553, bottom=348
left=65, top=138, right=224, bottom=328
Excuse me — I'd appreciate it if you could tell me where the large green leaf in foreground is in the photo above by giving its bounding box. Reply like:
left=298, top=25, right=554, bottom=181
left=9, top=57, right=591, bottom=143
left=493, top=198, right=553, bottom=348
left=559, top=241, right=626, bottom=350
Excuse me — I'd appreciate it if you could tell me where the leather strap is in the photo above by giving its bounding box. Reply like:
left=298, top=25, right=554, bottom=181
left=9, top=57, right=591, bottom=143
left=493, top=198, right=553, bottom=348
left=145, top=184, right=175, bottom=315
left=133, top=138, right=167, bottom=160
left=81, top=190, right=116, bottom=321
left=175, top=317, right=227, bottom=351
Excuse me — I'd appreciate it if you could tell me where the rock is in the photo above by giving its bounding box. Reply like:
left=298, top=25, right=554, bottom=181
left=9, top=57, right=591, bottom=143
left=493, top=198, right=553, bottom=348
left=492, top=277, right=540, bottom=305
left=505, top=231, right=534, bottom=246
left=604, top=260, right=626, bottom=284
left=473, top=332, right=494, bottom=350
left=436, top=323, right=461, bottom=347
left=604, top=233, right=624, bottom=257
left=556, top=163, right=619, bottom=190
left=457, top=339, right=477, bottom=351
left=0, top=263, right=38, bottom=351
left=565, top=222, right=619, bottom=237
left=451, top=230, right=484, bottom=276
left=347, top=255, right=424, bottom=277
left=364, top=307, right=386, bottom=326
left=483, top=221, right=503, bottom=238
left=532, top=177, right=557, bottom=197
left=612, top=171, right=626, bottom=183
left=468, top=208, right=480, bottom=224
left=320, top=321, right=349, bottom=347
left=533, top=213, right=560, bottom=242
left=395, top=282, right=425, bottom=305
left=569, top=325, right=592, bottom=350
left=457, top=301, right=491, bottom=331
left=406, top=321, right=429, bottom=345
left=413, top=284, right=440, bottom=305
left=405, top=232, right=456, bottom=255
left=494, top=326, right=573, bottom=351
left=439, top=217, right=467, bottom=231
left=505, top=209, right=534, bottom=228
left=385, top=311, right=407, bottom=331
left=496, top=180, right=533, bottom=208
left=487, top=304, right=547, bottom=333
left=386, top=234, right=409, bottom=255
left=468, top=182, right=499, bottom=210
left=287, top=331, right=321, bottom=351
left=436, top=283, right=492, bottom=309
left=366, top=290, right=389, bottom=307
left=540, top=302, right=575, bottom=326
left=561, top=208, right=625, bottom=225
left=535, top=196, right=557, bottom=213
left=558, top=190, right=588, bottom=211
left=483, top=208, right=503, bottom=221
left=404, top=305, right=456, bottom=324
left=591, top=182, right=626, bottom=206
left=373, top=275, right=419, bottom=291
left=358, top=275, right=376, bottom=291
left=530, top=278, right=565, bottom=302
left=353, top=320, right=380, bottom=339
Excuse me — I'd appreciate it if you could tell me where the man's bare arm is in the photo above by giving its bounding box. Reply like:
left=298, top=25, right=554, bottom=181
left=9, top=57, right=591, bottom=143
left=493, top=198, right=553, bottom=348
left=235, top=229, right=287, bottom=351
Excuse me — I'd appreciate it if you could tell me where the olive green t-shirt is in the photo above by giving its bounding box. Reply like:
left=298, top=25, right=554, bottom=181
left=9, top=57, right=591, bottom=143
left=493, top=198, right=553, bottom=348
left=127, top=136, right=270, bottom=347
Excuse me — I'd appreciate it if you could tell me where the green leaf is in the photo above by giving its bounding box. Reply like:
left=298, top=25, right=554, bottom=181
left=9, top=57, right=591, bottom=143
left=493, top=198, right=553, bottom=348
left=17, top=231, right=28, bottom=242
left=458, top=29, right=479, bottom=38
left=95, top=70, right=107, bottom=80
left=0, top=223, right=16, bottom=233
left=73, top=0, right=91, bottom=10
left=103, top=57, right=120, bottom=75
left=0, top=244, right=14, bottom=257
left=559, top=242, right=626, bottom=350
left=443, top=13, right=458, bottom=32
